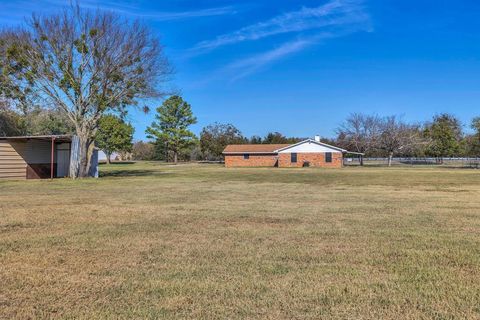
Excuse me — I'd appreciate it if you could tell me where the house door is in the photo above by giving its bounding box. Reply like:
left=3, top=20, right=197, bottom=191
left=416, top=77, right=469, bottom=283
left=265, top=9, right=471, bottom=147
left=56, top=143, right=70, bottom=177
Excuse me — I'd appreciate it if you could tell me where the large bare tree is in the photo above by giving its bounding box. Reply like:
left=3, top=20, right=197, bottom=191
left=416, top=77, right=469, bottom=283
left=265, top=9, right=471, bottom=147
left=336, top=113, right=382, bottom=165
left=378, top=116, right=423, bottom=166
left=0, top=5, right=171, bottom=177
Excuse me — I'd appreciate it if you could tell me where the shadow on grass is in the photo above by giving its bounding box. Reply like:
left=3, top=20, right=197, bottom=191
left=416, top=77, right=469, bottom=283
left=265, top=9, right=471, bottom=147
left=99, top=162, right=164, bottom=178
left=99, top=161, right=136, bottom=165
left=99, top=169, right=159, bottom=178
left=438, top=166, right=480, bottom=170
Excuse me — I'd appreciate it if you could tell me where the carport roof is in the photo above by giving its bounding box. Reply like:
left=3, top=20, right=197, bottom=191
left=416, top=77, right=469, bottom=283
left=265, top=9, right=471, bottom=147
left=0, top=135, right=72, bottom=143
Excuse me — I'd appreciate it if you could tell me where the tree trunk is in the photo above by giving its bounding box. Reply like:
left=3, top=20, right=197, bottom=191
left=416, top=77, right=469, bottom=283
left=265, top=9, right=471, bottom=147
left=74, top=132, right=93, bottom=178
left=106, top=152, right=111, bottom=164
left=388, top=152, right=393, bottom=167
left=173, top=151, right=178, bottom=164
left=165, top=142, right=169, bottom=162
left=360, top=155, right=364, bottom=166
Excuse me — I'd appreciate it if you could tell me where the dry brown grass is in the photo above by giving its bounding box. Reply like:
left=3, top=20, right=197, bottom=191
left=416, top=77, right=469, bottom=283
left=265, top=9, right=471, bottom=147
left=1, top=162, right=480, bottom=319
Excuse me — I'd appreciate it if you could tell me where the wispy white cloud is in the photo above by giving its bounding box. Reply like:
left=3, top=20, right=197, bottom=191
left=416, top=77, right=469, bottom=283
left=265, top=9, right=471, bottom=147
left=82, top=4, right=238, bottom=21
left=0, top=1, right=237, bottom=23
left=129, top=7, right=236, bottom=21
left=225, top=37, right=321, bottom=82
left=219, top=32, right=343, bottom=82
left=193, top=0, right=371, bottom=83
left=191, top=0, right=370, bottom=54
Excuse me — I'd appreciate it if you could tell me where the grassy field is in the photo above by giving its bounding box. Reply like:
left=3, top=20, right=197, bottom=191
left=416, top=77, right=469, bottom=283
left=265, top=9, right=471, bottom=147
left=1, top=162, right=480, bottom=319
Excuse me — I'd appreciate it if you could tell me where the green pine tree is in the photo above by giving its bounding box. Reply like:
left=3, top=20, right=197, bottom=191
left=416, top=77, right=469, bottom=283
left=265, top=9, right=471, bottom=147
left=424, top=113, right=462, bottom=161
left=146, top=96, right=197, bottom=164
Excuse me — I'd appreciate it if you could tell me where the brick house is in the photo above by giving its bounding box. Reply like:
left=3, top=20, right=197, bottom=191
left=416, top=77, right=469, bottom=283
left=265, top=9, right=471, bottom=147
left=223, top=136, right=359, bottom=168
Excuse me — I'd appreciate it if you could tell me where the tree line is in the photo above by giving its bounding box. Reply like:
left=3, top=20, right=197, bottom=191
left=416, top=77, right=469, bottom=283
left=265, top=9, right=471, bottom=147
left=129, top=97, right=480, bottom=166
left=3, top=64, right=480, bottom=166
left=337, top=113, right=480, bottom=165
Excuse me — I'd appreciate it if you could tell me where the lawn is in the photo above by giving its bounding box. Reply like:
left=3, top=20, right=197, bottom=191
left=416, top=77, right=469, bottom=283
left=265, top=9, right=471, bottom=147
left=1, top=162, right=480, bottom=319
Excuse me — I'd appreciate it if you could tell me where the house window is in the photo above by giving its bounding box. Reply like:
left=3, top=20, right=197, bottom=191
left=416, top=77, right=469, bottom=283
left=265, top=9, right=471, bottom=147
left=291, top=153, right=297, bottom=163
left=325, top=152, right=332, bottom=163
left=243, top=154, right=250, bottom=160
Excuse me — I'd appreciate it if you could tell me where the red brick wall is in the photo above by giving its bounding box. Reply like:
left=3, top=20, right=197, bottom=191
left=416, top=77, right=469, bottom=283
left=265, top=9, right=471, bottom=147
left=278, top=152, right=343, bottom=168
left=224, top=154, right=278, bottom=167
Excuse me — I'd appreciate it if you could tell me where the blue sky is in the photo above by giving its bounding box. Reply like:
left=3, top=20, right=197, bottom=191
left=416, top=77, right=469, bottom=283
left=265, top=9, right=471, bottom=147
left=1, top=0, right=480, bottom=140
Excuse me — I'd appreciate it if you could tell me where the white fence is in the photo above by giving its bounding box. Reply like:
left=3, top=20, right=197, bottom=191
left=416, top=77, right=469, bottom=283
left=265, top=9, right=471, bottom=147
left=344, top=157, right=480, bottom=168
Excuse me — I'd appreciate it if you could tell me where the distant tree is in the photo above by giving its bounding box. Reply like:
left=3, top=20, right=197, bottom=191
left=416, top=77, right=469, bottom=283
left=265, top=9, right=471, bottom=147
left=463, top=136, right=480, bottom=157
left=151, top=135, right=198, bottom=162
left=262, top=132, right=288, bottom=144
left=179, top=139, right=199, bottom=162
left=246, top=133, right=304, bottom=144
left=95, top=115, right=134, bottom=164
left=132, top=141, right=155, bottom=161
left=189, top=143, right=203, bottom=161
left=424, top=113, right=462, bottom=161
left=336, top=113, right=383, bottom=164
left=249, top=135, right=263, bottom=144
left=0, top=100, right=24, bottom=136
left=319, top=137, right=339, bottom=146
left=151, top=135, right=169, bottom=161
left=262, top=132, right=303, bottom=144
left=200, top=123, right=245, bottom=160
left=378, top=116, right=423, bottom=166
left=472, top=117, right=480, bottom=133
left=25, top=107, right=75, bottom=135
left=0, top=5, right=171, bottom=177
left=467, top=117, right=480, bottom=156
left=0, top=101, right=75, bottom=136
left=146, top=96, right=197, bottom=164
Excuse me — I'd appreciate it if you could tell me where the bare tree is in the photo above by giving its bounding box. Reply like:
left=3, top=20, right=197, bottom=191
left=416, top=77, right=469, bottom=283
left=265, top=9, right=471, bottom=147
left=336, top=113, right=382, bottom=165
left=132, top=141, right=155, bottom=160
left=378, top=116, right=423, bottom=166
left=0, top=5, right=171, bottom=177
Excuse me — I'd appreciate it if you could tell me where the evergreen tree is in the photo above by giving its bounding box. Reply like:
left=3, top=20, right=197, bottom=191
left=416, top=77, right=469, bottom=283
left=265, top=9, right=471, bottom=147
left=146, top=96, right=197, bottom=164
left=424, top=113, right=462, bottom=160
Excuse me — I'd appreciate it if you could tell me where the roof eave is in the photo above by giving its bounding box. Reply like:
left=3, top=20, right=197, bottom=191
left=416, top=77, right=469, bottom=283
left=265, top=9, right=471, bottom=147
left=0, top=134, right=73, bottom=142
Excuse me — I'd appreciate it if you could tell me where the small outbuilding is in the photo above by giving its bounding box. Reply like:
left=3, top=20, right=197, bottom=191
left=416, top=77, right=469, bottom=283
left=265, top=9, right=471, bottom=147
left=0, top=135, right=98, bottom=180
left=223, top=136, right=362, bottom=168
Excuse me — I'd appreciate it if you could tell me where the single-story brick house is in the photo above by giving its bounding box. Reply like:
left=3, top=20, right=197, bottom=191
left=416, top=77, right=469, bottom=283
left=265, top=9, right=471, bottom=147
left=223, top=136, right=361, bottom=168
